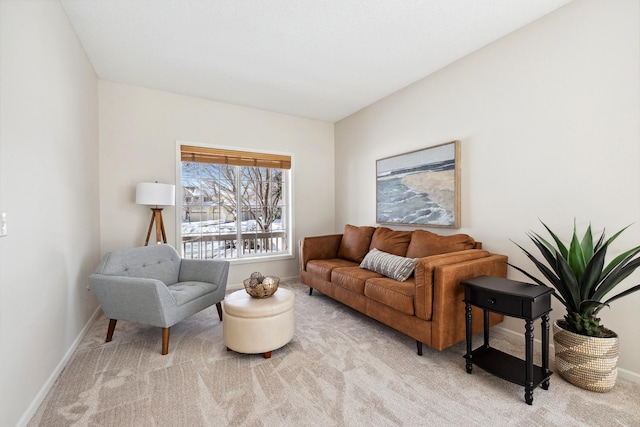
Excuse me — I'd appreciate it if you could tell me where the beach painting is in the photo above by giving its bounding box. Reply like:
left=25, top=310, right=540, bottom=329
left=376, top=141, right=460, bottom=228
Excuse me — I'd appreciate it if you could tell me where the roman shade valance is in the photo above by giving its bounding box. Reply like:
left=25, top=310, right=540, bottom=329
left=181, top=145, right=291, bottom=170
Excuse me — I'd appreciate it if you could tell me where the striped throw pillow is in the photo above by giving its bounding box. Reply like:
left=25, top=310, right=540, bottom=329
left=359, top=248, right=416, bottom=282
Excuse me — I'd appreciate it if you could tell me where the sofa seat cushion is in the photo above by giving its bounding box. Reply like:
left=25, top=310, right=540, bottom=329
left=364, top=277, right=416, bottom=316
left=331, top=267, right=384, bottom=294
left=307, top=258, right=358, bottom=281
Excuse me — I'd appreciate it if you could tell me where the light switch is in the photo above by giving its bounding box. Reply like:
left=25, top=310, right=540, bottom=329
left=0, top=212, right=7, bottom=236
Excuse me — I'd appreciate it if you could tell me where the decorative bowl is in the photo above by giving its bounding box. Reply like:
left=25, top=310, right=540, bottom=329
left=243, top=275, right=280, bottom=298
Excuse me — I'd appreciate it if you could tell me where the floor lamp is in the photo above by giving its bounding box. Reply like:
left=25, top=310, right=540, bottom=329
left=136, top=182, right=175, bottom=245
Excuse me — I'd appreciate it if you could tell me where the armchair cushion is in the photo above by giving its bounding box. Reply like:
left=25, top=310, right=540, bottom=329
left=95, top=244, right=181, bottom=285
left=167, top=281, right=219, bottom=306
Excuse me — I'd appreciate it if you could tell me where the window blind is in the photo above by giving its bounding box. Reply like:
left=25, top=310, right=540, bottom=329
left=181, top=145, right=291, bottom=170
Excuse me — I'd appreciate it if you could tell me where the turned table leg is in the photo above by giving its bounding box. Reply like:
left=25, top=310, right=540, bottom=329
left=465, top=302, right=473, bottom=374
left=524, top=320, right=534, bottom=405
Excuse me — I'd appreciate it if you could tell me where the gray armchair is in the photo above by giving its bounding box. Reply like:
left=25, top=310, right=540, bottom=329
left=90, top=244, right=229, bottom=355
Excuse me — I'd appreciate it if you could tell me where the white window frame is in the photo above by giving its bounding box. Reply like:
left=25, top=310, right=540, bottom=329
left=175, top=141, right=294, bottom=264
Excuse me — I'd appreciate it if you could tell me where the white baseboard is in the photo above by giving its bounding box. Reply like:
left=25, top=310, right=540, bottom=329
left=493, top=325, right=639, bottom=384
left=21, top=276, right=305, bottom=424
left=18, top=306, right=102, bottom=427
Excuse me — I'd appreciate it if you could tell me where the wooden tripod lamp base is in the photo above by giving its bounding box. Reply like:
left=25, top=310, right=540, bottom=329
left=136, top=182, right=175, bottom=246
left=145, top=207, right=167, bottom=245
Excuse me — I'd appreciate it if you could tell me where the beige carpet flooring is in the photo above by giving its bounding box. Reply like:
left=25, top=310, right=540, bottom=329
left=29, top=282, right=640, bottom=426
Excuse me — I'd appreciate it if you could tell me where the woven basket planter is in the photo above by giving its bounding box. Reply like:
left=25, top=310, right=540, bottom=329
left=553, top=320, right=619, bottom=392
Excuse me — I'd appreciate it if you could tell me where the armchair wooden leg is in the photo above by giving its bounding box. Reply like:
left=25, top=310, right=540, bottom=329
left=216, top=302, right=223, bottom=321
left=161, top=327, right=170, bottom=355
left=106, top=319, right=117, bottom=342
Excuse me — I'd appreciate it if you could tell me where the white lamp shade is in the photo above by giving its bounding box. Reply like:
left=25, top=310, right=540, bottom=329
left=136, top=182, right=175, bottom=206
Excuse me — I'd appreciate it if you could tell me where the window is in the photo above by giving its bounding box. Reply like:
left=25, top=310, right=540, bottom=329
left=179, top=144, right=292, bottom=260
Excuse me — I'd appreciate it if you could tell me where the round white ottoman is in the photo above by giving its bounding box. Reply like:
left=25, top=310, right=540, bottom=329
left=223, top=287, right=295, bottom=358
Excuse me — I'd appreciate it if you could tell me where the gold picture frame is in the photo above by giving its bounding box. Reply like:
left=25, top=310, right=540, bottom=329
left=376, top=140, right=460, bottom=228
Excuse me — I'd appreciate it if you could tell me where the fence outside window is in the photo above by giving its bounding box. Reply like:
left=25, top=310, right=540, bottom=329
left=179, top=144, right=291, bottom=260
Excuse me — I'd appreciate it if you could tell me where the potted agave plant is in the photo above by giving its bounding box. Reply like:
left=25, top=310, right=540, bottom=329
left=511, top=220, right=640, bottom=392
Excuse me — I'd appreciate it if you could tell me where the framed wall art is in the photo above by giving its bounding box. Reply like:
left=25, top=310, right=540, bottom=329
left=376, top=140, right=460, bottom=228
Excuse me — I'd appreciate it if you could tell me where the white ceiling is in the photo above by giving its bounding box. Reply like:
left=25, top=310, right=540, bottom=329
left=60, top=0, right=572, bottom=122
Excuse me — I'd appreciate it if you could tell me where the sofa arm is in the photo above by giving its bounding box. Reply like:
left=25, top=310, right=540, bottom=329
left=89, top=274, right=177, bottom=327
left=414, top=250, right=491, bottom=321
left=179, top=259, right=229, bottom=301
left=298, top=234, right=343, bottom=272
left=430, top=254, right=508, bottom=350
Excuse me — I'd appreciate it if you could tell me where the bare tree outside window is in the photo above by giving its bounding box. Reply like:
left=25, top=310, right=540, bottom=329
left=241, top=166, right=283, bottom=248
left=181, top=159, right=289, bottom=260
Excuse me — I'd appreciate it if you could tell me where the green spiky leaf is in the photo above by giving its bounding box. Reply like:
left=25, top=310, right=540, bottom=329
left=512, top=220, right=640, bottom=337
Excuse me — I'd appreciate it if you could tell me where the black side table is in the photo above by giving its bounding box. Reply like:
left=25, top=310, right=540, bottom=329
left=461, top=275, right=553, bottom=405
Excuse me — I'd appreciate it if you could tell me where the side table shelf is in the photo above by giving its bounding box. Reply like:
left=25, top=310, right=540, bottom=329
left=471, top=347, right=549, bottom=388
left=461, top=275, right=554, bottom=405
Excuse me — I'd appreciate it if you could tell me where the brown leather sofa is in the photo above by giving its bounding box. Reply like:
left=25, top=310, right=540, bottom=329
left=299, top=225, right=508, bottom=354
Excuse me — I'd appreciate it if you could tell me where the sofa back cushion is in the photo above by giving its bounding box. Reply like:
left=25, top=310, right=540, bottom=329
left=369, top=227, right=412, bottom=256
left=337, top=224, right=376, bottom=263
left=406, top=230, right=476, bottom=258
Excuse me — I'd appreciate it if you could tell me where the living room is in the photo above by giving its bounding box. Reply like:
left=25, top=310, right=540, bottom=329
left=1, top=0, right=639, bottom=425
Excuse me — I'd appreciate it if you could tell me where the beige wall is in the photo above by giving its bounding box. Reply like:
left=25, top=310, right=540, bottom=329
left=98, top=81, right=335, bottom=286
left=335, top=0, right=640, bottom=379
left=0, top=1, right=101, bottom=426
left=3, top=1, right=639, bottom=424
